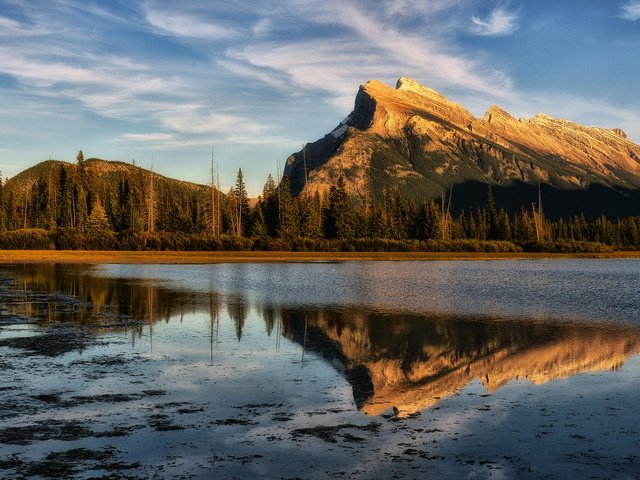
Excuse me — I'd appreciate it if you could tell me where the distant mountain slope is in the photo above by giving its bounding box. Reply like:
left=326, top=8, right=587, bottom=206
left=284, top=78, right=640, bottom=217
left=6, top=158, right=206, bottom=193
left=3, top=158, right=215, bottom=232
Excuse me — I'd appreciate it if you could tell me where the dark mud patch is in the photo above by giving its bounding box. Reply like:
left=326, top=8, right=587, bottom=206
left=32, top=393, right=63, bottom=404
left=147, top=413, right=185, bottom=432
left=0, top=419, right=94, bottom=445
left=0, top=419, right=144, bottom=445
left=70, top=354, right=130, bottom=367
left=70, top=392, right=154, bottom=405
left=292, top=422, right=381, bottom=444
left=0, top=399, right=41, bottom=421
left=177, top=406, right=205, bottom=414
left=402, top=448, right=443, bottom=460
left=271, top=413, right=295, bottom=422
left=0, top=446, right=140, bottom=479
left=142, top=389, right=166, bottom=397
left=241, top=403, right=283, bottom=409
left=27, top=389, right=167, bottom=409
left=0, top=330, right=95, bottom=357
left=223, top=454, right=264, bottom=464
left=213, top=417, right=258, bottom=426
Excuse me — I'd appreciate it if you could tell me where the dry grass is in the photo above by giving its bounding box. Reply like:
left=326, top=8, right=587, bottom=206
left=0, top=250, right=639, bottom=264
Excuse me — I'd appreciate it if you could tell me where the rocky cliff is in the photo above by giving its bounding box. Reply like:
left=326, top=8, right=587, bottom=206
left=284, top=78, right=640, bottom=217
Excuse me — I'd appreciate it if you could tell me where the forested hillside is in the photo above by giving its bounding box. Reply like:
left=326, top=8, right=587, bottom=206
left=0, top=153, right=639, bottom=252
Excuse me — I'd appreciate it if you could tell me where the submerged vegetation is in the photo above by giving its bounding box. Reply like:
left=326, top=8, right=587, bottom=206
left=0, top=154, right=638, bottom=252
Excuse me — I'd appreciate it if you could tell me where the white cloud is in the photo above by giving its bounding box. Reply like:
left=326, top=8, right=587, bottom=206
left=217, top=59, right=288, bottom=91
left=620, top=1, right=640, bottom=21
left=225, top=0, right=514, bottom=109
left=0, top=14, right=50, bottom=37
left=0, top=15, right=21, bottom=29
left=384, top=0, right=463, bottom=18
left=252, top=17, right=272, bottom=36
left=471, top=8, right=519, bottom=36
left=120, top=133, right=176, bottom=142
left=145, top=8, right=237, bottom=39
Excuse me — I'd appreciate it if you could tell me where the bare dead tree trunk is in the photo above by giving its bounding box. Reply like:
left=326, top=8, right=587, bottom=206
left=533, top=183, right=544, bottom=241
left=147, top=165, right=156, bottom=233
left=210, top=148, right=218, bottom=236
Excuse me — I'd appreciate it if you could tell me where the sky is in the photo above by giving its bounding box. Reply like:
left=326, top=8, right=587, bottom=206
left=1, top=0, right=640, bottom=192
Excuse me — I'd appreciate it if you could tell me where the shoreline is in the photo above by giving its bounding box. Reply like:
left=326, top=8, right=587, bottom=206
left=0, top=250, right=640, bottom=264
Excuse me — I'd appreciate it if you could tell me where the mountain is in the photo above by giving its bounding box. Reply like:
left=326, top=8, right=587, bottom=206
left=283, top=308, right=640, bottom=417
left=2, top=158, right=213, bottom=233
left=6, top=158, right=207, bottom=194
left=284, top=78, right=640, bottom=218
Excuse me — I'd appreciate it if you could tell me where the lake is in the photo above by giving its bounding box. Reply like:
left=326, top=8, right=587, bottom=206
left=1, top=260, right=639, bottom=479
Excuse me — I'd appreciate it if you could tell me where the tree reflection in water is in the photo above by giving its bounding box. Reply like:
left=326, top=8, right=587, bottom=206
left=2, top=263, right=639, bottom=417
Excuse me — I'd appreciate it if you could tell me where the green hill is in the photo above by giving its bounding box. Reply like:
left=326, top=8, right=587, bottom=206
left=2, top=157, right=217, bottom=234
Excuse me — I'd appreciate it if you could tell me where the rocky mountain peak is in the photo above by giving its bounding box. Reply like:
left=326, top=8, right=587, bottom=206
left=283, top=77, right=640, bottom=217
left=613, top=128, right=628, bottom=139
left=395, top=76, right=446, bottom=100
left=483, top=105, right=516, bottom=124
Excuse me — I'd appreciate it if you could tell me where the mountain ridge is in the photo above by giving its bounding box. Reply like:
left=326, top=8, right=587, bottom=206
left=284, top=78, right=640, bottom=217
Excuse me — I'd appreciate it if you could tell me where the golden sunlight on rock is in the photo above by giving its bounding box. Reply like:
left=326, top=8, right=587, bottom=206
left=284, top=310, right=640, bottom=418
left=284, top=78, right=640, bottom=200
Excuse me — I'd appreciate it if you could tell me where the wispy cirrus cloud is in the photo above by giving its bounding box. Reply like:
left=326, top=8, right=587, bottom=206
left=471, top=7, right=519, bottom=36
left=224, top=0, right=515, bottom=114
left=120, top=133, right=176, bottom=142
left=0, top=14, right=50, bottom=37
left=620, top=1, right=640, bottom=21
left=144, top=7, right=238, bottom=39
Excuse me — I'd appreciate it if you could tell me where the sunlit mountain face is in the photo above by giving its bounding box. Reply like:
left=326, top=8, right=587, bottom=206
left=285, top=78, right=640, bottom=218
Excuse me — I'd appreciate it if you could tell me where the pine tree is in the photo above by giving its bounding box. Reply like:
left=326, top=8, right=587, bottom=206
left=475, top=206, right=488, bottom=240
left=367, top=204, right=389, bottom=238
left=415, top=200, right=441, bottom=240
left=0, top=172, right=5, bottom=232
left=465, top=208, right=478, bottom=239
left=513, top=208, right=535, bottom=243
left=496, top=209, right=512, bottom=241
left=56, top=166, right=71, bottom=227
left=278, top=176, right=298, bottom=240
left=249, top=203, right=268, bottom=238
left=299, top=192, right=322, bottom=238
left=86, top=196, right=114, bottom=249
left=325, top=176, right=354, bottom=239
left=117, top=179, right=132, bottom=230
left=486, top=186, right=500, bottom=240
left=261, top=174, right=280, bottom=237
left=146, top=170, right=156, bottom=233
left=232, top=169, right=249, bottom=236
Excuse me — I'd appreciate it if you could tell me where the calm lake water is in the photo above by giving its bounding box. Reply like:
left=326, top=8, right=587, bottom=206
left=1, top=260, right=640, bottom=479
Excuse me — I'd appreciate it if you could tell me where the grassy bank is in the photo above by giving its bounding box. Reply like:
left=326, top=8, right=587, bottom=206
left=1, top=250, right=640, bottom=264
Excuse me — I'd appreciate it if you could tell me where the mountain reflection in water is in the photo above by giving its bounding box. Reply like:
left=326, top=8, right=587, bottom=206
left=2, top=263, right=639, bottom=417
left=282, top=310, right=640, bottom=416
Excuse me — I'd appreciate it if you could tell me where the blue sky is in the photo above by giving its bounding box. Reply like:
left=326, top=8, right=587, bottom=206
left=1, top=0, right=640, bottom=192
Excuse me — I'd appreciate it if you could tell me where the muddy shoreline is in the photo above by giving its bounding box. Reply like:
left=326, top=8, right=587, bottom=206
left=1, top=249, right=640, bottom=264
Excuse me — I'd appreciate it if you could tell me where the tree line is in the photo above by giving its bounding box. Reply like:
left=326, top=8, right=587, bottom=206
left=0, top=153, right=639, bottom=252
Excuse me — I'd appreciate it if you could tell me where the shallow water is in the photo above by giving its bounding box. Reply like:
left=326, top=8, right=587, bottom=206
left=1, top=260, right=639, bottom=479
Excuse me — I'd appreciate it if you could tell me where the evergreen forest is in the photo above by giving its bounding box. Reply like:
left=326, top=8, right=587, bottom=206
left=0, top=153, right=639, bottom=253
